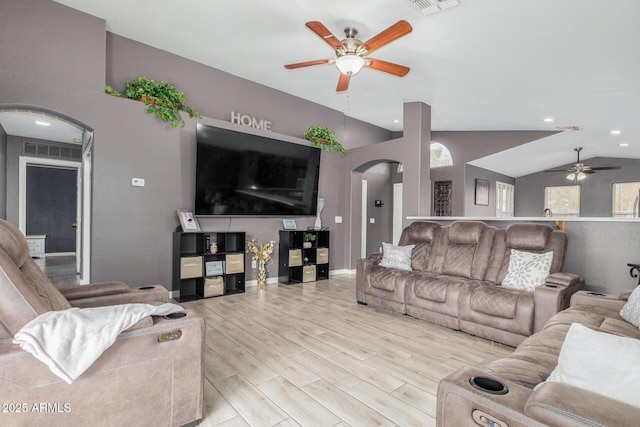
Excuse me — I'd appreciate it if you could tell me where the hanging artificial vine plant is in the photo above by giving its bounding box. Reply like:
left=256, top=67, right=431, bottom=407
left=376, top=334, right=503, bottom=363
left=105, top=77, right=202, bottom=128
left=303, top=126, right=347, bottom=156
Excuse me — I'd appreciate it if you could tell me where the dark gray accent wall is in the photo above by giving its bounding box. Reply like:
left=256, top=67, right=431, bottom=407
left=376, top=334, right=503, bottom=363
left=515, top=157, right=640, bottom=217
left=464, top=165, right=515, bottom=217
left=0, top=124, right=6, bottom=219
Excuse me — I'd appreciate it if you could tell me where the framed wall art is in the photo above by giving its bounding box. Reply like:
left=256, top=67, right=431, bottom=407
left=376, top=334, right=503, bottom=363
left=475, top=179, right=490, bottom=206
left=177, top=210, right=201, bottom=232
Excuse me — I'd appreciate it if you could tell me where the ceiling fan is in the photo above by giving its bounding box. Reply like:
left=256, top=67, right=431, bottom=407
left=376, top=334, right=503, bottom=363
left=284, top=20, right=412, bottom=92
left=544, top=147, right=621, bottom=182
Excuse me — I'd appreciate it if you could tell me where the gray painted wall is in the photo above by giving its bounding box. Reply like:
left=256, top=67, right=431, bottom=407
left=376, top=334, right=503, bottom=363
left=0, top=125, right=6, bottom=219
left=0, top=0, right=389, bottom=288
left=515, top=157, right=640, bottom=217
left=430, top=131, right=555, bottom=216
left=363, top=163, right=394, bottom=255
left=464, top=165, right=516, bottom=217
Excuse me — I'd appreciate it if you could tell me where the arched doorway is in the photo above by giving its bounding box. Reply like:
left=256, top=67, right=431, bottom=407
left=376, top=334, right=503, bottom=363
left=0, top=105, right=93, bottom=285
left=350, top=159, right=403, bottom=266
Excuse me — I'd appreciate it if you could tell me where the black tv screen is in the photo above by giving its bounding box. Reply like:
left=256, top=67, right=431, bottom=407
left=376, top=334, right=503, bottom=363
left=195, top=123, right=321, bottom=216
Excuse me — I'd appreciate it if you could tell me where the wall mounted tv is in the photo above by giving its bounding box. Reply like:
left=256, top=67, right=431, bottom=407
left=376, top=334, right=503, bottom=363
left=195, top=123, right=321, bottom=216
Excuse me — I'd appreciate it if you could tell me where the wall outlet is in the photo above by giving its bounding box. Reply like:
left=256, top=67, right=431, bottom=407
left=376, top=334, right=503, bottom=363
left=251, top=260, right=256, bottom=269
left=131, top=178, right=145, bottom=187
left=335, top=216, right=342, bottom=223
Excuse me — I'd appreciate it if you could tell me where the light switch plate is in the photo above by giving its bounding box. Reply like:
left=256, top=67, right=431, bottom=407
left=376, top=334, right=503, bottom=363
left=370, top=218, right=375, bottom=224
left=335, top=216, right=343, bottom=223
left=131, top=178, right=145, bottom=187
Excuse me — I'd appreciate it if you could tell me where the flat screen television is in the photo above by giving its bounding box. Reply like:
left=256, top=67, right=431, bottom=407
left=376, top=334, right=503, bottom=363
left=195, top=123, right=321, bottom=216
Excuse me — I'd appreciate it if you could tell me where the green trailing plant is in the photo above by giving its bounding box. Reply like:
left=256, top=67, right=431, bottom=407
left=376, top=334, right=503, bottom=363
left=303, top=232, right=317, bottom=243
left=303, top=126, right=346, bottom=156
left=105, top=77, right=202, bottom=128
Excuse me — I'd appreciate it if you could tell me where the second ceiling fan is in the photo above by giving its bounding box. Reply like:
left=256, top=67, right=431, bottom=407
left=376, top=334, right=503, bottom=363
left=285, top=20, right=412, bottom=92
left=544, top=147, right=622, bottom=182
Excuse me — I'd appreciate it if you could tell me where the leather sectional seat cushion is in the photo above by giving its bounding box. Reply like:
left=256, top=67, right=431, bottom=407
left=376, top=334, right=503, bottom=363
left=356, top=220, right=585, bottom=346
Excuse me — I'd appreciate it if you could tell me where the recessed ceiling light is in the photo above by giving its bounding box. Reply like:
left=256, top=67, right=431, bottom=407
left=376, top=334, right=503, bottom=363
left=618, top=143, right=629, bottom=147
left=543, top=117, right=554, bottom=123
left=392, top=119, right=400, bottom=123
left=610, top=130, right=622, bottom=135
left=35, top=120, right=50, bottom=126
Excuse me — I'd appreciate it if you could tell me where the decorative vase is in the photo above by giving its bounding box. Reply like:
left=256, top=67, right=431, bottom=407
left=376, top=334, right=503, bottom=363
left=257, top=261, right=267, bottom=289
left=315, top=197, right=325, bottom=229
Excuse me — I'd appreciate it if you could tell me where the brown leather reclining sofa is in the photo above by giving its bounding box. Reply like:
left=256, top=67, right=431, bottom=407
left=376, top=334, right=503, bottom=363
left=0, top=219, right=205, bottom=426
left=437, top=291, right=640, bottom=426
left=356, top=221, right=584, bottom=347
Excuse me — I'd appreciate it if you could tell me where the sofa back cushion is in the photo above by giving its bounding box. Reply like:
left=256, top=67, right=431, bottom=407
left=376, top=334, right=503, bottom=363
left=398, top=221, right=441, bottom=271
left=437, top=221, right=495, bottom=279
left=0, top=219, right=71, bottom=335
left=485, top=223, right=567, bottom=285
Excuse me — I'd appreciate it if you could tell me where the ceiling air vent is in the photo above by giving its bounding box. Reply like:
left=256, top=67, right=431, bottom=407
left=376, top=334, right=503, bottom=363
left=408, top=0, right=462, bottom=16
left=557, top=126, right=581, bottom=132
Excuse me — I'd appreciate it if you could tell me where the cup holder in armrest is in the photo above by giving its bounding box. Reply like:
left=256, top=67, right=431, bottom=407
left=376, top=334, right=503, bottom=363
left=469, top=376, right=509, bottom=395
left=163, top=312, right=187, bottom=320
left=545, top=284, right=559, bottom=288
left=586, top=291, right=606, bottom=296
left=139, top=286, right=155, bottom=290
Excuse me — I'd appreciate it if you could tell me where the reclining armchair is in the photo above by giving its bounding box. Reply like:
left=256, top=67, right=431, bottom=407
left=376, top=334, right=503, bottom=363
left=0, top=219, right=205, bottom=426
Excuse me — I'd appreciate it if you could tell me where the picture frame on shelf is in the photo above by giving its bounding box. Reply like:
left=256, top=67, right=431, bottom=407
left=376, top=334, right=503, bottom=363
left=177, top=210, right=201, bottom=232
left=282, top=219, right=297, bottom=230
left=474, top=179, right=490, bottom=206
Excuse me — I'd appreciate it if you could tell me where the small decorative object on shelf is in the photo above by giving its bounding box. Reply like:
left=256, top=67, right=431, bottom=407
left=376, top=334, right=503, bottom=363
left=105, top=77, right=202, bottom=128
left=314, top=197, right=325, bottom=229
left=303, top=232, right=316, bottom=248
left=247, top=240, right=275, bottom=289
left=303, top=126, right=347, bottom=156
left=177, top=210, right=200, bottom=232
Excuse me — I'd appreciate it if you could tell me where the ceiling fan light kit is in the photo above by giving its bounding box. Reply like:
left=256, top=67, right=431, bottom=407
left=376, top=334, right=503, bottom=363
left=285, top=20, right=412, bottom=92
left=544, top=147, right=622, bottom=183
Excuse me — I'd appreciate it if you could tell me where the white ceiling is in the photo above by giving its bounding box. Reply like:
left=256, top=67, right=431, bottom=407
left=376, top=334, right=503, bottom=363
left=0, top=110, right=84, bottom=144
left=22, top=1, right=640, bottom=176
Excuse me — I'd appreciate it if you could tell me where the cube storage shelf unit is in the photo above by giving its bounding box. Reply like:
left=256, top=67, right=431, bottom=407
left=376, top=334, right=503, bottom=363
left=278, top=230, right=329, bottom=284
left=173, top=231, right=245, bottom=302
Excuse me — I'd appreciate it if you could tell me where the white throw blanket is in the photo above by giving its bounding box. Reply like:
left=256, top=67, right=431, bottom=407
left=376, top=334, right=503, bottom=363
left=13, top=303, right=183, bottom=384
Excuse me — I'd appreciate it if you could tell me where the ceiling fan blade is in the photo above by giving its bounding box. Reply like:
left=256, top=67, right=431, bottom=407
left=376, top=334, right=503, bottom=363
left=366, top=58, right=410, bottom=76
left=590, top=166, right=622, bottom=171
left=544, top=169, right=570, bottom=173
left=362, top=20, right=412, bottom=55
left=336, top=73, right=350, bottom=92
left=284, top=59, right=332, bottom=70
left=305, top=21, right=343, bottom=50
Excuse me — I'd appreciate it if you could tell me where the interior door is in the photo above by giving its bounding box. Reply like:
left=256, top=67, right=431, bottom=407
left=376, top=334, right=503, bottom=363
left=26, top=165, right=78, bottom=255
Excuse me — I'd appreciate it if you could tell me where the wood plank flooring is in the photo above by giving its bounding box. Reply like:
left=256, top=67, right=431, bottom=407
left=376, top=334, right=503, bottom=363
left=183, top=275, right=513, bottom=427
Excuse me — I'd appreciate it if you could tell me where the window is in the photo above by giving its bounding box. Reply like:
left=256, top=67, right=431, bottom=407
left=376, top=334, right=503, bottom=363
left=496, top=181, right=514, bottom=217
left=544, top=185, right=580, bottom=217
left=612, top=182, right=640, bottom=217
left=430, top=142, right=453, bottom=168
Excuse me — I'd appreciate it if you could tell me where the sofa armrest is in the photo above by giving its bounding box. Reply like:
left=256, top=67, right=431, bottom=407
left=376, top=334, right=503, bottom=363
left=533, top=273, right=584, bottom=333
left=525, top=382, right=640, bottom=426
left=66, top=284, right=169, bottom=308
left=355, top=253, right=383, bottom=304
left=570, top=290, right=627, bottom=311
left=60, top=281, right=131, bottom=300
left=0, top=309, right=204, bottom=426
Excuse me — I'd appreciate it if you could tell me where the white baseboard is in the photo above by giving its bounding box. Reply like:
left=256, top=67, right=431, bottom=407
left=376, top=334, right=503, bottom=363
left=45, top=252, right=75, bottom=257
left=245, top=277, right=280, bottom=287
left=330, top=269, right=356, bottom=276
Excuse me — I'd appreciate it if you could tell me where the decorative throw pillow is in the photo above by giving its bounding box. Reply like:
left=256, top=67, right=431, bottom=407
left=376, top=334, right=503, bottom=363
left=502, top=249, right=553, bottom=292
left=379, top=242, right=415, bottom=271
left=620, top=285, right=640, bottom=328
left=541, top=323, right=640, bottom=409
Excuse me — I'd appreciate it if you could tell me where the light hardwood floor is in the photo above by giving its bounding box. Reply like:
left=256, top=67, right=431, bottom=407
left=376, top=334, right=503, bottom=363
left=183, top=275, right=513, bottom=427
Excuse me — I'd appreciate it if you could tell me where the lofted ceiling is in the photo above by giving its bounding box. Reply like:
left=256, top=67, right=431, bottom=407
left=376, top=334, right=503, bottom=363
left=19, top=0, right=638, bottom=177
